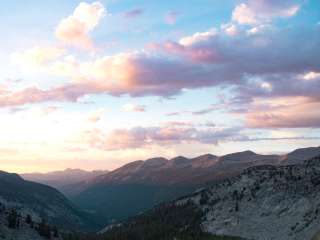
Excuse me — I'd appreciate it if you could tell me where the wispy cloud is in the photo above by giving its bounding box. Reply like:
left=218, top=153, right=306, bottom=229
left=11, top=46, right=65, bottom=69
left=123, top=8, right=144, bottom=18
left=122, top=103, right=146, bottom=112
left=87, top=108, right=106, bottom=122
left=232, top=0, right=301, bottom=25
left=165, top=11, right=180, bottom=25
left=243, top=97, right=320, bottom=128
left=84, top=125, right=243, bottom=151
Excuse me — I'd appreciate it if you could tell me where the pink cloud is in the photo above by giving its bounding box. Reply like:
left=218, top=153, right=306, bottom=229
left=165, top=11, right=180, bottom=25
left=5, top=21, right=320, bottom=134
left=232, top=0, right=301, bottom=25
left=154, top=38, right=221, bottom=63
left=85, top=125, right=242, bottom=151
left=4, top=24, right=320, bottom=111
left=122, top=103, right=146, bottom=112
left=244, top=97, right=320, bottom=128
left=55, top=2, right=105, bottom=50
left=87, top=108, right=106, bottom=122
left=0, top=83, right=99, bottom=107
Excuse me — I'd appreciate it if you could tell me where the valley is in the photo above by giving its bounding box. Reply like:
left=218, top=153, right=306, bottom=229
left=1, top=147, right=320, bottom=239
left=22, top=147, right=320, bottom=224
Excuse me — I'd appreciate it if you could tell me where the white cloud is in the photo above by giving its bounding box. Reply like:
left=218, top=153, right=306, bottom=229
left=260, top=82, right=272, bottom=91
left=232, top=0, right=300, bottom=25
left=122, top=103, right=146, bottom=112
left=232, top=3, right=258, bottom=25
left=85, top=125, right=242, bottom=151
left=87, top=108, right=106, bottom=122
left=11, top=46, right=65, bottom=69
left=179, top=29, right=216, bottom=46
left=221, top=23, right=239, bottom=36
left=165, top=11, right=179, bottom=25
left=303, top=71, right=320, bottom=81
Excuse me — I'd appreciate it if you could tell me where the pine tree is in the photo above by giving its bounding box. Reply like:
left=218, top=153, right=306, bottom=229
left=53, top=226, right=59, bottom=238
left=38, top=218, right=51, bottom=239
left=7, top=209, right=18, bottom=229
left=26, top=214, right=32, bottom=224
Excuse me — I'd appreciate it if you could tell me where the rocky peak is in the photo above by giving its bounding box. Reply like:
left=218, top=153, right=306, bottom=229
left=143, top=157, right=168, bottom=168
left=192, top=154, right=218, bottom=161
left=191, top=154, right=218, bottom=168
left=281, top=147, right=320, bottom=165
left=220, top=150, right=258, bottom=162
left=170, top=156, right=191, bottom=167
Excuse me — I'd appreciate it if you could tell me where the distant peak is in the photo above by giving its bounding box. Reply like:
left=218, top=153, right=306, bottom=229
left=224, top=150, right=257, bottom=157
left=170, top=156, right=191, bottom=167
left=171, top=156, right=189, bottom=162
left=194, top=153, right=218, bottom=159
left=0, top=171, right=23, bottom=182
left=145, top=157, right=168, bottom=162
left=65, top=168, right=87, bottom=171
left=119, top=160, right=144, bottom=170
left=242, top=150, right=257, bottom=155
left=143, top=157, right=168, bottom=167
left=288, top=146, right=320, bottom=155
left=220, top=150, right=258, bottom=162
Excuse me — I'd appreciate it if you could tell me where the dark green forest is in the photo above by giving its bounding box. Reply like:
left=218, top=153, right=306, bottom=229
left=63, top=202, right=243, bottom=240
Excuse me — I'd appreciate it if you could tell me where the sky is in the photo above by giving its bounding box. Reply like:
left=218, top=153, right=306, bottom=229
left=0, top=0, right=319, bottom=173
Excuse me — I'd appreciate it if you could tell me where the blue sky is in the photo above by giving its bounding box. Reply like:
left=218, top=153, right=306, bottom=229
left=0, top=0, right=319, bottom=173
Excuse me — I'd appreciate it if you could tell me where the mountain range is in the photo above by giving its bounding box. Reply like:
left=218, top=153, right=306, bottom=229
left=22, top=146, right=320, bottom=225
left=1, top=146, right=320, bottom=239
left=96, top=154, right=320, bottom=240
left=21, top=169, right=109, bottom=190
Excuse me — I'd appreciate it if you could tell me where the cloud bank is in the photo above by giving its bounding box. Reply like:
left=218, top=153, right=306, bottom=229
left=7, top=0, right=320, bottom=129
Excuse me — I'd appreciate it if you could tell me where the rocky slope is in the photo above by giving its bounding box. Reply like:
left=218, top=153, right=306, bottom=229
left=0, top=203, right=62, bottom=240
left=68, top=202, right=244, bottom=240
left=175, top=154, right=320, bottom=240
left=0, top=171, right=96, bottom=231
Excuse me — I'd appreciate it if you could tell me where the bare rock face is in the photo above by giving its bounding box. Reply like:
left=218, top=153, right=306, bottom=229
left=312, top=231, right=320, bottom=240
left=177, top=155, right=320, bottom=240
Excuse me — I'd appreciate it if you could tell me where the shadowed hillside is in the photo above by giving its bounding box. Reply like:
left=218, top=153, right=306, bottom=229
left=0, top=171, right=98, bottom=231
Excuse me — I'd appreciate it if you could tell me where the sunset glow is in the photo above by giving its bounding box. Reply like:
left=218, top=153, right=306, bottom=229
left=0, top=0, right=319, bottom=173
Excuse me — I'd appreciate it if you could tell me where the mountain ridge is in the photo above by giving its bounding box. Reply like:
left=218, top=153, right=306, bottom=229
left=80, top=146, right=320, bottom=187
left=18, top=146, right=320, bottom=227
left=98, top=154, right=320, bottom=240
left=21, top=147, right=320, bottom=189
left=69, top=146, right=320, bottom=225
